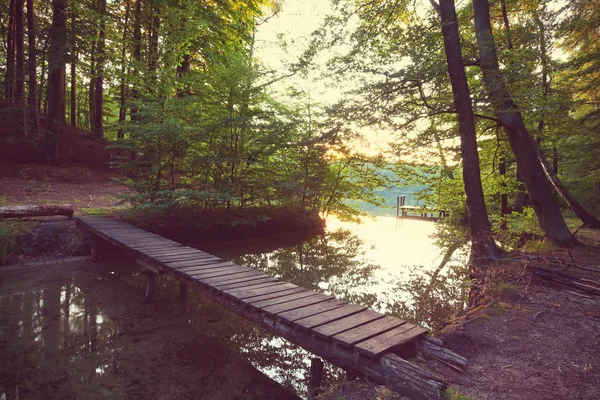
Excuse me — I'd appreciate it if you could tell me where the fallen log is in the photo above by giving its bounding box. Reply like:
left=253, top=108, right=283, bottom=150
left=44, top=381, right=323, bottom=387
left=421, top=336, right=468, bottom=372
left=0, top=204, right=74, bottom=218
left=529, top=266, right=600, bottom=297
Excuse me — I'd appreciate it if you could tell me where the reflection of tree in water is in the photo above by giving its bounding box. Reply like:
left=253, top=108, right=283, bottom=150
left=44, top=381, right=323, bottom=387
left=122, top=270, right=339, bottom=395
left=117, top=228, right=470, bottom=393
left=0, top=283, right=119, bottom=397
left=234, top=228, right=381, bottom=307
left=382, top=247, right=471, bottom=332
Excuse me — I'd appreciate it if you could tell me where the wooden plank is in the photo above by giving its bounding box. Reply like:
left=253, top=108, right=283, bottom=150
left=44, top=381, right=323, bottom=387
left=152, top=253, right=211, bottom=262
left=99, top=229, right=158, bottom=235
left=294, top=304, right=367, bottom=331
left=216, top=277, right=279, bottom=291
left=131, top=242, right=182, bottom=249
left=124, top=239, right=180, bottom=246
left=262, top=294, right=331, bottom=316
left=143, top=248, right=203, bottom=257
left=332, top=316, right=405, bottom=348
left=354, top=325, right=428, bottom=359
left=192, top=270, right=254, bottom=282
left=276, top=299, right=347, bottom=322
left=249, top=290, right=316, bottom=308
left=167, top=258, right=224, bottom=268
left=240, top=288, right=308, bottom=305
left=312, top=310, right=384, bottom=339
left=175, top=261, right=234, bottom=273
left=209, top=272, right=270, bottom=287
left=121, top=239, right=175, bottom=246
left=148, top=247, right=209, bottom=255
left=189, top=266, right=250, bottom=279
left=189, top=264, right=247, bottom=276
left=198, top=271, right=264, bottom=286
left=216, top=280, right=283, bottom=293
left=227, top=282, right=299, bottom=300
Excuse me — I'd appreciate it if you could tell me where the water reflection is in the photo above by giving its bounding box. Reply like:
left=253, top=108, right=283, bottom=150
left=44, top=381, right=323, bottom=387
left=234, top=228, right=381, bottom=307
left=196, top=216, right=469, bottom=392
left=0, top=217, right=468, bottom=399
left=0, top=283, right=117, bottom=399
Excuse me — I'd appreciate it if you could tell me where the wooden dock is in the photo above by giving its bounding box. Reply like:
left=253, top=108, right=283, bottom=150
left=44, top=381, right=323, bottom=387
left=75, top=216, right=465, bottom=399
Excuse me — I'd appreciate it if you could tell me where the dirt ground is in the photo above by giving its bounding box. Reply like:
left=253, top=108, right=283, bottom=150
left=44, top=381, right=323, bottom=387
left=0, top=162, right=126, bottom=211
left=425, top=246, right=600, bottom=400
left=0, top=257, right=300, bottom=400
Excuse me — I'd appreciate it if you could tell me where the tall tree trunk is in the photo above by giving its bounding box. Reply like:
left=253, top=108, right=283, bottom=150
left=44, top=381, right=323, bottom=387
left=499, top=153, right=508, bottom=230
left=38, top=43, right=46, bottom=112
left=500, top=0, right=528, bottom=212
left=472, top=0, right=574, bottom=245
left=70, top=7, right=76, bottom=127
left=440, top=0, right=499, bottom=263
left=130, top=0, right=141, bottom=123
left=15, top=0, right=28, bottom=137
left=4, top=0, right=16, bottom=101
left=89, top=37, right=96, bottom=132
left=118, top=1, right=130, bottom=139
left=93, top=0, right=106, bottom=138
left=148, top=0, right=160, bottom=93
left=534, top=13, right=600, bottom=228
left=26, top=0, right=40, bottom=131
left=129, top=0, right=142, bottom=159
left=45, top=0, right=67, bottom=165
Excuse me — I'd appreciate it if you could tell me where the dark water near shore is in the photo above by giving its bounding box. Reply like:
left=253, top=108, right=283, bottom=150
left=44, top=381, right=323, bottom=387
left=0, top=215, right=469, bottom=398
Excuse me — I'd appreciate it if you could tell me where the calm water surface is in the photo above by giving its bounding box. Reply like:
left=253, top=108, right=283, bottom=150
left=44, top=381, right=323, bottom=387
left=0, top=215, right=469, bottom=398
left=206, top=215, right=470, bottom=392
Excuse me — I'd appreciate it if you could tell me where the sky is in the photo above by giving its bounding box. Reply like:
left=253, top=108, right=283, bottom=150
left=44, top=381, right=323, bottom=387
left=254, top=0, right=399, bottom=156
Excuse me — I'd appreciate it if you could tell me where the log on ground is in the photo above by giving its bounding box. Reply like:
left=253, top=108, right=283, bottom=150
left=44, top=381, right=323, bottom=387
left=0, top=204, right=74, bottom=218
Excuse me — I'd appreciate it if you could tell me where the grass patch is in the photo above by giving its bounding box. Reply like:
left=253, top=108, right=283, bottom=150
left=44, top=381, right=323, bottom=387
left=444, top=385, right=476, bottom=400
left=78, top=207, right=120, bottom=216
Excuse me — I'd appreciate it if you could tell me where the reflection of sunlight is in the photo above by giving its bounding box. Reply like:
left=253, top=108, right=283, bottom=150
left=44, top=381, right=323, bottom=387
left=326, top=215, right=442, bottom=274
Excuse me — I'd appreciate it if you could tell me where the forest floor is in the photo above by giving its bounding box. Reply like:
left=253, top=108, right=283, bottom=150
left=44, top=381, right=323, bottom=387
left=432, top=243, right=600, bottom=400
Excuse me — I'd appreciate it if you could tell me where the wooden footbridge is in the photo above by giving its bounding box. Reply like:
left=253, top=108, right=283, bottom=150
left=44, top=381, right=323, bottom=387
left=75, top=216, right=466, bottom=400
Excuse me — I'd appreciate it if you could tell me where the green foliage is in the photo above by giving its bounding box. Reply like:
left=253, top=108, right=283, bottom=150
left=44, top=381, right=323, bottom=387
left=443, top=386, right=476, bottom=400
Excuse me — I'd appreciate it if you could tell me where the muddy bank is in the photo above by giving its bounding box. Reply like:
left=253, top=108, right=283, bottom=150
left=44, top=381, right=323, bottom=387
left=0, top=258, right=299, bottom=400
left=0, top=218, right=87, bottom=265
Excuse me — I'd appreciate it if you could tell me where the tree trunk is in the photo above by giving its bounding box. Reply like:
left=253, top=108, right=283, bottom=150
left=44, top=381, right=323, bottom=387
left=4, top=0, right=16, bottom=101
left=118, top=0, right=130, bottom=139
left=0, top=204, right=74, bottom=218
left=38, top=43, right=46, bottom=112
left=70, top=8, right=76, bottom=127
left=26, top=0, right=40, bottom=131
left=45, top=0, right=67, bottom=165
left=15, top=0, right=28, bottom=137
left=499, top=153, right=508, bottom=230
left=500, top=0, right=528, bottom=212
left=535, top=143, right=600, bottom=228
left=472, top=0, right=574, bottom=245
left=129, top=0, right=142, bottom=159
left=93, top=0, right=106, bottom=138
left=89, top=38, right=96, bottom=132
left=147, top=0, right=160, bottom=93
left=440, top=0, right=499, bottom=263
left=130, top=0, right=142, bottom=124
